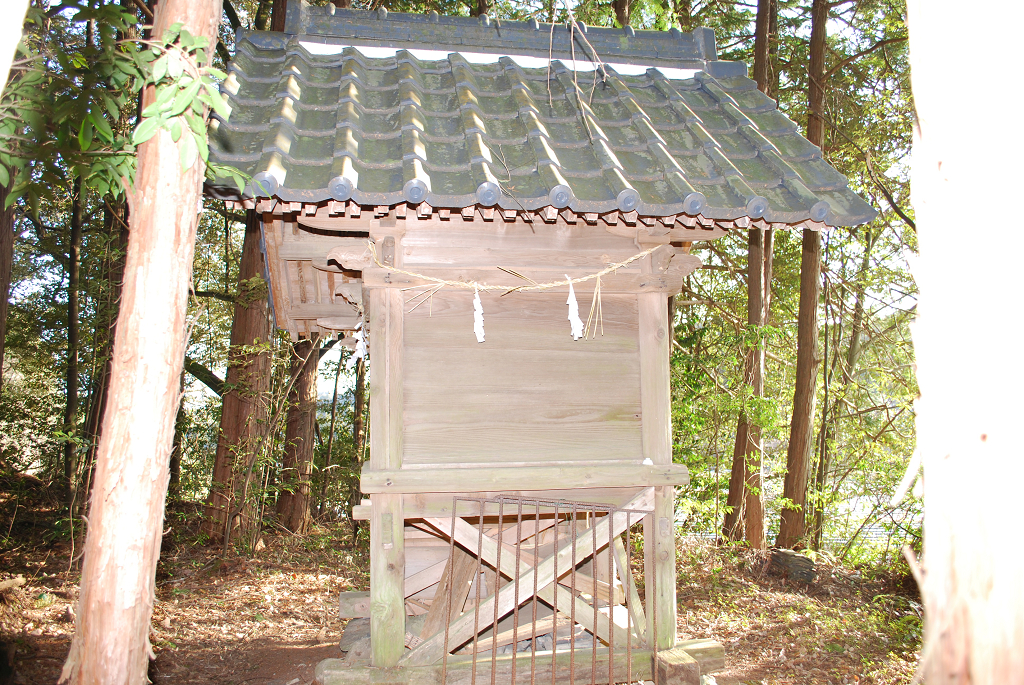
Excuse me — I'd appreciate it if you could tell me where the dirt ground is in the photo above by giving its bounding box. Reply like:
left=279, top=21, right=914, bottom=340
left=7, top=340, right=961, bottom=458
left=0, top=508, right=920, bottom=685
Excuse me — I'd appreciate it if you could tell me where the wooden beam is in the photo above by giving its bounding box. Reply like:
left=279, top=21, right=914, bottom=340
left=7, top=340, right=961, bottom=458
left=352, top=487, right=652, bottom=521
left=638, top=292, right=676, bottom=650
left=317, top=647, right=654, bottom=685
left=371, top=493, right=405, bottom=666
left=360, top=267, right=687, bottom=295
left=368, top=287, right=406, bottom=667
left=361, top=464, right=689, bottom=495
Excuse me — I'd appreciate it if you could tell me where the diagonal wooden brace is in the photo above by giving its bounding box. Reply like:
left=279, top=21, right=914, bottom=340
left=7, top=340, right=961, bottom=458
left=401, top=488, right=653, bottom=667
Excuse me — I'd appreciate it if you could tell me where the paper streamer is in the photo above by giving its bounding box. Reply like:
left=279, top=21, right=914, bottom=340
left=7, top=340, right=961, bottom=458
left=566, top=276, right=584, bottom=341
left=473, top=288, right=485, bottom=342
left=346, top=320, right=366, bottom=372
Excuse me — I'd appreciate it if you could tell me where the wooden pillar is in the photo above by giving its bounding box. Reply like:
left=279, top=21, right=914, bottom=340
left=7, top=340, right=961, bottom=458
left=368, top=286, right=405, bottom=667
left=638, top=292, right=676, bottom=650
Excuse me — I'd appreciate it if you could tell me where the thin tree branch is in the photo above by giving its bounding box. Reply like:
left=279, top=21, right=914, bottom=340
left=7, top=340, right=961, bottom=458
left=191, top=288, right=234, bottom=303
left=184, top=356, right=224, bottom=396
left=823, top=35, right=907, bottom=82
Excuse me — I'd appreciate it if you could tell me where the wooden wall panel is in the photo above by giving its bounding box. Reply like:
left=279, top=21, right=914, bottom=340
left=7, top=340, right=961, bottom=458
left=402, top=291, right=642, bottom=465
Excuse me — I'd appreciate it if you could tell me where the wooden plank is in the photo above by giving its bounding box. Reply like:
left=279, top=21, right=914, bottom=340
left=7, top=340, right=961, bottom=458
left=405, top=558, right=447, bottom=598
left=419, top=545, right=479, bottom=639
left=612, top=536, right=646, bottom=641
left=401, top=489, right=653, bottom=667
left=277, top=236, right=367, bottom=261
left=371, top=493, right=405, bottom=667
left=362, top=464, right=689, bottom=494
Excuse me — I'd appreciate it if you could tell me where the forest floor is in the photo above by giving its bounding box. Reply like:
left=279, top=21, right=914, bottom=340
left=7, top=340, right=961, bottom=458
left=0, top=497, right=921, bottom=685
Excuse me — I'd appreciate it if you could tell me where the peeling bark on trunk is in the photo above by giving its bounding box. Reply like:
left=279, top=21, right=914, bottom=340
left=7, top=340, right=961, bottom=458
left=58, top=0, right=219, bottom=679
left=276, top=336, right=319, bottom=534
left=202, top=211, right=272, bottom=540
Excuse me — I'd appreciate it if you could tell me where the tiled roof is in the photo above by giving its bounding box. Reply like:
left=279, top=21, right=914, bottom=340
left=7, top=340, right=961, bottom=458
left=207, top=11, right=875, bottom=227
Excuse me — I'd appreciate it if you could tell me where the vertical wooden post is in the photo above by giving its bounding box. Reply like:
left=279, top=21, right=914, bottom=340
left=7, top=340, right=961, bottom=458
left=639, top=292, right=676, bottom=650
left=368, top=286, right=405, bottom=667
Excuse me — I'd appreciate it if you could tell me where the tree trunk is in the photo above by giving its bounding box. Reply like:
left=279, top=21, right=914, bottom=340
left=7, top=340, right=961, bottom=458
left=613, top=0, right=630, bottom=27
left=752, top=0, right=777, bottom=96
left=202, top=210, right=272, bottom=541
left=806, top=0, right=827, bottom=151
left=0, top=181, right=14, bottom=396
left=470, top=0, right=489, bottom=16
left=276, top=335, right=319, bottom=534
left=169, top=371, right=185, bottom=498
left=776, top=0, right=827, bottom=550
left=64, top=177, right=83, bottom=512
left=58, top=0, right=219, bottom=679
left=317, top=351, right=343, bottom=517
left=270, top=0, right=287, bottom=32
left=349, top=355, right=365, bottom=541
left=908, top=2, right=1024, bottom=682
left=843, top=231, right=872, bottom=382
left=777, top=231, right=822, bottom=548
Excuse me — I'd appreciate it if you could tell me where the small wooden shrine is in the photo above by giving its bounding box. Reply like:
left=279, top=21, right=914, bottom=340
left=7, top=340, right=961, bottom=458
left=208, top=3, right=874, bottom=683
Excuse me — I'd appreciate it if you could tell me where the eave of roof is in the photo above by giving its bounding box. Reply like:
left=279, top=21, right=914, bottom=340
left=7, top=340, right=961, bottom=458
left=206, top=7, right=876, bottom=228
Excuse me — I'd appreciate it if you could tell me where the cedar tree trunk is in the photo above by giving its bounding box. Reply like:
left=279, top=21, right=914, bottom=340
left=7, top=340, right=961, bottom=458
left=776, top=0, right=826, bottom=550
left=58, top=0, right=219, bottom=681
left=276, top=335, right=319, bottom=533
left=909, top=1, right=1024, bottom=681
left=203, top=210, right=272, bottom=540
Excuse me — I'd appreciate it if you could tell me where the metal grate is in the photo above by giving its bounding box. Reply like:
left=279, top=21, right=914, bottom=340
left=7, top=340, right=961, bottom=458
left=429, top=495, right=657, bottom=685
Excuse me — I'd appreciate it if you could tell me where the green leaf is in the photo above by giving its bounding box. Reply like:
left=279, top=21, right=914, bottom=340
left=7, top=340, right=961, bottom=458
left=132, top=117, right=161, bottom=145
left=0, top=165, right=8, bottom=188
left=205, top=67, right=227, bottom=80
left=168, top=79, right=202, bottom=117
left=166, top=51, right=183, bottom=81
left=179, top=132, right=197, bottom=171
left=152, top=54, right=168, bottom=82
left=154, top=84, right=177, bottom=111
left=169, top=118, right=182, bottom=142
left=194, top=129, right=209, bottom=163
left=89, top=111, right=114, bottom=144
left=79, top=118, right=94, bottom=151
left=185, top=111, right=205, bottom=135
left=202, top=87, right=232, bottom=120
left=179, top=30, right=195, bottom=48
